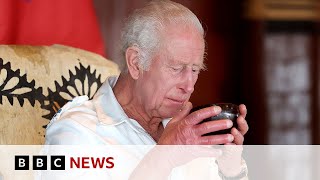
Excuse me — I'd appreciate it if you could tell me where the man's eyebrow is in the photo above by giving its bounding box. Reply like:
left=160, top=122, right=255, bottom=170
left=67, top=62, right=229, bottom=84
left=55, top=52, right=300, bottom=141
left=169, top=59, right=207, bottom=70
left=196, top=63, right=207, bottom=71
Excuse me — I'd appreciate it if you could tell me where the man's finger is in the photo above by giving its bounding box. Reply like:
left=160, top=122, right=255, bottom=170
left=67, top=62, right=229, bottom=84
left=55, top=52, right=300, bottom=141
left=199, top=134, right=234, bottom=145
left=231, top=127, right=244, bottom=145
left=194, top=119, right=233, bottom=136
left=239, top=104, right=247, bottom=119
left=187, top=105, right=222, bottom=125
left=237, top=116, right=249, bottom=135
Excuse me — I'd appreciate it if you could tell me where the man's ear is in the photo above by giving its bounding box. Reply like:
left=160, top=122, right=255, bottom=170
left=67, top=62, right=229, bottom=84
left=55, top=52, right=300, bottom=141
left=125, top=45, right=141, bottom=80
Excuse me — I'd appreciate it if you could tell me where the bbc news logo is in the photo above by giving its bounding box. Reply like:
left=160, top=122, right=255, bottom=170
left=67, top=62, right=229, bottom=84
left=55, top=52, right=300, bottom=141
left=15, top=155, right=114, bottom=170
left=15, top=155, right=65, bottom=170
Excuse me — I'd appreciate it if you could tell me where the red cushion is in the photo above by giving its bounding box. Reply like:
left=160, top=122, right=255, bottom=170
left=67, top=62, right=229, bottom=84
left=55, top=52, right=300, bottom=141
left=0, top=0, right=105, bottom=56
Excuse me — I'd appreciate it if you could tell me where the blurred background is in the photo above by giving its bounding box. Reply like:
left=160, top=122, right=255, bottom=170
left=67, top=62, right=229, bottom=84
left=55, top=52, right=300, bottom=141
left=1, top=0, right=319, bottom=144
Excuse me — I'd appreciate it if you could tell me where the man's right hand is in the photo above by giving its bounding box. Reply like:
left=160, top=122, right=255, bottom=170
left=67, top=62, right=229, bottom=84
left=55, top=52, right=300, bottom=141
left=157, top=102, right=234, bottom=145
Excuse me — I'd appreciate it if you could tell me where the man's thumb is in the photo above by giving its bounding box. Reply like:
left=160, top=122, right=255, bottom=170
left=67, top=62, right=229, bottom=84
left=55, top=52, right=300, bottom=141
left=170, top=102, right=192, bottom=123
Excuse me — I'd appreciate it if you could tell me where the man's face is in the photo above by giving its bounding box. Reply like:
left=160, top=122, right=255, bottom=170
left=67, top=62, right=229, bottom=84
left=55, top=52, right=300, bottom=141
left=135, top=25, right=205, bottom=118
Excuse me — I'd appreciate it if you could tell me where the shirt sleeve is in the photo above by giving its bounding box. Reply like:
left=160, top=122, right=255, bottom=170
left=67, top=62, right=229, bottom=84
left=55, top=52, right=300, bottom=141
left=41, top=119, right=113, bottom=179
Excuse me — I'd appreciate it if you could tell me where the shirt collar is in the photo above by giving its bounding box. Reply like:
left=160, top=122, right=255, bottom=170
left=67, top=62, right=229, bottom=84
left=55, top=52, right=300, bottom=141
left=92, top=76, right=128, bottom=125
left=93, top=76, right=152, bottom=134
left=92, top=75, right=171, bottom=133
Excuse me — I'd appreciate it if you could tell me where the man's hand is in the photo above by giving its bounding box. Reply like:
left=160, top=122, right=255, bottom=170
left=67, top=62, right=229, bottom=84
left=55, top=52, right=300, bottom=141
left=230, top=104, right=249, bottom=145
left=158, top=102, right=235, bottom=145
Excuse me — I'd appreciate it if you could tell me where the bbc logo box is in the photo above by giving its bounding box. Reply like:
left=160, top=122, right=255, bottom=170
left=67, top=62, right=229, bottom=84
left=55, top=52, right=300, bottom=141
left=15, top=156, right=29, bottom=170
left=15, top=155, right=65, bottom=170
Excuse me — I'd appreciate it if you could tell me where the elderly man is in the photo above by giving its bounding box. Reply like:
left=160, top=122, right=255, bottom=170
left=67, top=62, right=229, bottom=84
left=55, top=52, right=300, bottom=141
left=45, top=0, right=249, bottom=179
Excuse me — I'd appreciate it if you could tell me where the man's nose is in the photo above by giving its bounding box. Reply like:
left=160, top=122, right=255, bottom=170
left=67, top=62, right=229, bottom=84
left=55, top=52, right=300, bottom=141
left=179, top=69, right=195, bottom=94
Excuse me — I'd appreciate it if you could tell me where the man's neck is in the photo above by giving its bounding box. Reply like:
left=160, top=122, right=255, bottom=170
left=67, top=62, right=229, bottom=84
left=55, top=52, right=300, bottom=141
left=113, top=73, right=164, bottom=142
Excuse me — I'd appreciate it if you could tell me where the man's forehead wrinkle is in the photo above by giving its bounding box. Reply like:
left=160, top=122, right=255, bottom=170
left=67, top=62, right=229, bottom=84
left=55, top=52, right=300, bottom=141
left=165, top=48, right=203, bottom=60
left=168, top=53, right=205, bottom=65
left=164, top=59, right=205, bottom=70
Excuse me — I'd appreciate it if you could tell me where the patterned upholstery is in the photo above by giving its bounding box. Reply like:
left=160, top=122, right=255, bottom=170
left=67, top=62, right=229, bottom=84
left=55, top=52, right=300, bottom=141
left=0, top=45, right=120, bottom=144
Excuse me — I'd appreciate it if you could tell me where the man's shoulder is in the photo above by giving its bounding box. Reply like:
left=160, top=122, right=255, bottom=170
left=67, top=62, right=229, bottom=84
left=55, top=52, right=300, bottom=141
left=46, top=96, right=98, bottom=129
left=45, top=96, right=104, bottom=145
left=59, top=100, right=97, bottom=121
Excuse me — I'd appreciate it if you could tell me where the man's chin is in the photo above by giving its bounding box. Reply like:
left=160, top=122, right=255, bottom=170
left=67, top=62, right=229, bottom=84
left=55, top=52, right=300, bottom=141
left=160, top=106, right=183, bottom=118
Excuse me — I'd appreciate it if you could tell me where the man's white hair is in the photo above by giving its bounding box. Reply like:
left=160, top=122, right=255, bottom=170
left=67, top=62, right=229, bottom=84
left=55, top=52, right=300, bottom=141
left=120, top=0, right=204, bottom=72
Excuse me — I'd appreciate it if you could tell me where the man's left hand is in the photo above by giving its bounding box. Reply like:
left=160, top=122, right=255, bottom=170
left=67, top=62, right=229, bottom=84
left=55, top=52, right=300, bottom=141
left=230, top=104, right=249, bottom=145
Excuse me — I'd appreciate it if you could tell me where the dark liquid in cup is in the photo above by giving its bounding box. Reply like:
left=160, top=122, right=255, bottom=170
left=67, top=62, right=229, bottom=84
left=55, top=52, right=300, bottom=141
left=190, top=103, right=239, bottom=136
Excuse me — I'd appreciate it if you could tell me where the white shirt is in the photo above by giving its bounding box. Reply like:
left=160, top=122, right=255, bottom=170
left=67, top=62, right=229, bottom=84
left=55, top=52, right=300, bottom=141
left=46, top=76, right=161, bottom=145
left=44, top=76, right=242, bottom=180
